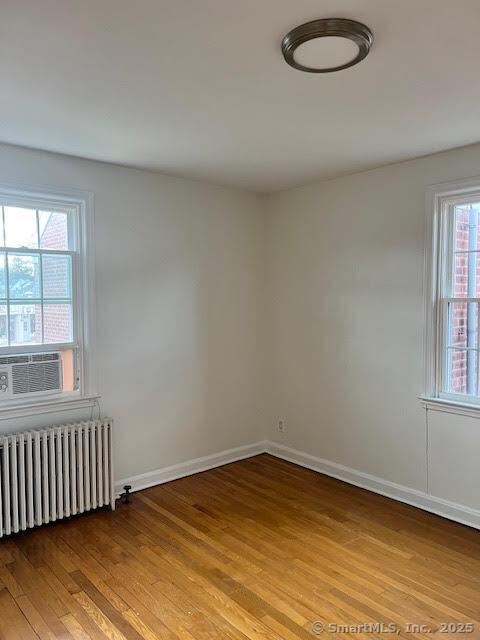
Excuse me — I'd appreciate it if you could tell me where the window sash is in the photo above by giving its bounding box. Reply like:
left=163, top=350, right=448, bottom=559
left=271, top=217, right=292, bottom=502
left=438, top=298, right=480, bottom=401
left=0, top=197, right=76, bottom=250
left=0, top=342, right=79, bottom=356
left=0, top=241, right=77, bottom=352
left=436, top=194, right=480, bottom=403
left=0, top=246, right=76, bottom=257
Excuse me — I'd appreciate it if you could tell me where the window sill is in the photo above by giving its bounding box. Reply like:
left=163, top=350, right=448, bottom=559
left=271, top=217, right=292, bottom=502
left=419, top=396, right=480, bottom=419
left=0, top=394, right=100, bottom=421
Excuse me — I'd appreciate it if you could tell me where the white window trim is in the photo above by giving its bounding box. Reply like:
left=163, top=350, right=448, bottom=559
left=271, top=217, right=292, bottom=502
left=0, top=182, right=97, bottom=419
left=422, top=175, right=480, bottom=416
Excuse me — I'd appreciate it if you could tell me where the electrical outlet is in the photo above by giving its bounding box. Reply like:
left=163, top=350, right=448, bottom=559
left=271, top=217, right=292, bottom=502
left=278, top=420, right=285, bottom=433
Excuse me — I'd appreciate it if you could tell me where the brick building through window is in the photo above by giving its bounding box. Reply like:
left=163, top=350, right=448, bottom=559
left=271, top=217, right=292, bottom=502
left=449, top=204, right=480, bottom=395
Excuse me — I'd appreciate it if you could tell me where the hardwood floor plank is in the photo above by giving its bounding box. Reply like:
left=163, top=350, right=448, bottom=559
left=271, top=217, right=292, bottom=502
left=15, top=595, right=57, bottom=640
left=0, top=587, right=38, bottom=640
left=72, top=592, right=128, bottom=640
left=60, top=614, right=92, bottom=640
left=70, top=572, right=145, bottom=640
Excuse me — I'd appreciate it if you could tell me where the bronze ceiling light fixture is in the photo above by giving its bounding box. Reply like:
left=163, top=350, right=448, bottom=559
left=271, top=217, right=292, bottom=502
left=282, top=18, right=373, bottom=73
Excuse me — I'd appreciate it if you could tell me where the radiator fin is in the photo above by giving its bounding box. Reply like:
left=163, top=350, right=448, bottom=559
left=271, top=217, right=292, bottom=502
left=0, top=419, right=114, bottom=538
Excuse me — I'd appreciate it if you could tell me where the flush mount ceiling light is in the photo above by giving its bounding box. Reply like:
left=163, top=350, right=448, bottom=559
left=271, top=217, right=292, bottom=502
left=282, top=18, right=373, bottom=73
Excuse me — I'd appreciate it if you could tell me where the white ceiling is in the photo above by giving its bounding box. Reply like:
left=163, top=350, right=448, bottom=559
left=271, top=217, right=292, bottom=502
left=2, top=0, right=480, bottom=192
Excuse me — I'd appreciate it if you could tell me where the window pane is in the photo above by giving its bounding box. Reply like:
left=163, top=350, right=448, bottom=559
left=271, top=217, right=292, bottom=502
left=8, top=253, right=41, bottom=299
left=447, top=348, right=478, bottom=396
left=9, top=304, right=42, bottom=346
left=0, top=305, right=7, bottom=346
left=453, top=203, right=480, bottom=297
left=0, top=252, right=6, bottom=298
left=454, top=203, right=480, bottom=252
left=448, top=302, right=478, bottom=349
left=43, top=303, right=72, bottom=343
left=42, top=254, right=72, bottom=299
left=453, top=251, right=480, bottom=297
left=39, top=211, right=69, bottom=250
left=4, top=207, right=38, bottom=248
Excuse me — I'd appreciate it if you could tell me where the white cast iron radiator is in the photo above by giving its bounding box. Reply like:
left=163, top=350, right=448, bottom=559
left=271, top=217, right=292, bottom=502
left=0, top=419, right=114, bottom=538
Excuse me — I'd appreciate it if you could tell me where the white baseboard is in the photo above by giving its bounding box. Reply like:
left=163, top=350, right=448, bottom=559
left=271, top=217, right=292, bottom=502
left=115, top=440, right=267, bottom=496
left=115, top=438, right=480, bottom=530
left=265, top=441, right=480, bottom=530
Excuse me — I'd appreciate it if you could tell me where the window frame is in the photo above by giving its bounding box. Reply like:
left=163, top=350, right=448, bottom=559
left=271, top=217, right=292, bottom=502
left=424, top=176, right=480, bottom=410
left=0, top=183, right=97, bottom=418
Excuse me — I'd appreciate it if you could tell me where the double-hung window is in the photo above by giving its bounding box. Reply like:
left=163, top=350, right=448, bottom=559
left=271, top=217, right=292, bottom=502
left=426, top=178, right=480, bottom=406
left=0, top=186, right=95, bottom=414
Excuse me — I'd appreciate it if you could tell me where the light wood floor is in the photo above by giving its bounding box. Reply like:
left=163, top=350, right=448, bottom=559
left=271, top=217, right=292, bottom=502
left=1, top=454, right=479, bottom=639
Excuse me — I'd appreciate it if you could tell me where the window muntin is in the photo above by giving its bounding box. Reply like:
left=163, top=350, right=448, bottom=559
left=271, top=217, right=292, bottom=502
left=437, top=195, right=480, bottom=403
left=0, top=203, right=76, bottom=350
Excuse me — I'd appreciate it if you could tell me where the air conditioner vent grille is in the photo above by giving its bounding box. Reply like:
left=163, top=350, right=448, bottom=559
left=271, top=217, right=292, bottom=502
left=12, top=362, right=61, bottom=395
left=31, top=353, right=59, bottom=362
left=0, top=355, right=29, bottom=365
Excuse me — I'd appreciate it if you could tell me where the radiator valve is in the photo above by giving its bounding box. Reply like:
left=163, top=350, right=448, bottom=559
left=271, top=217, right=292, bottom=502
left=121, top=485, right=132, bottom=504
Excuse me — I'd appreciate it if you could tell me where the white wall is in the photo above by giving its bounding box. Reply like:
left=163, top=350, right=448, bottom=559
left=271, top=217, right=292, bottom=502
left=265, top=143, right=480, bottom=514
left=0, top=143, right=267, bottom=481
